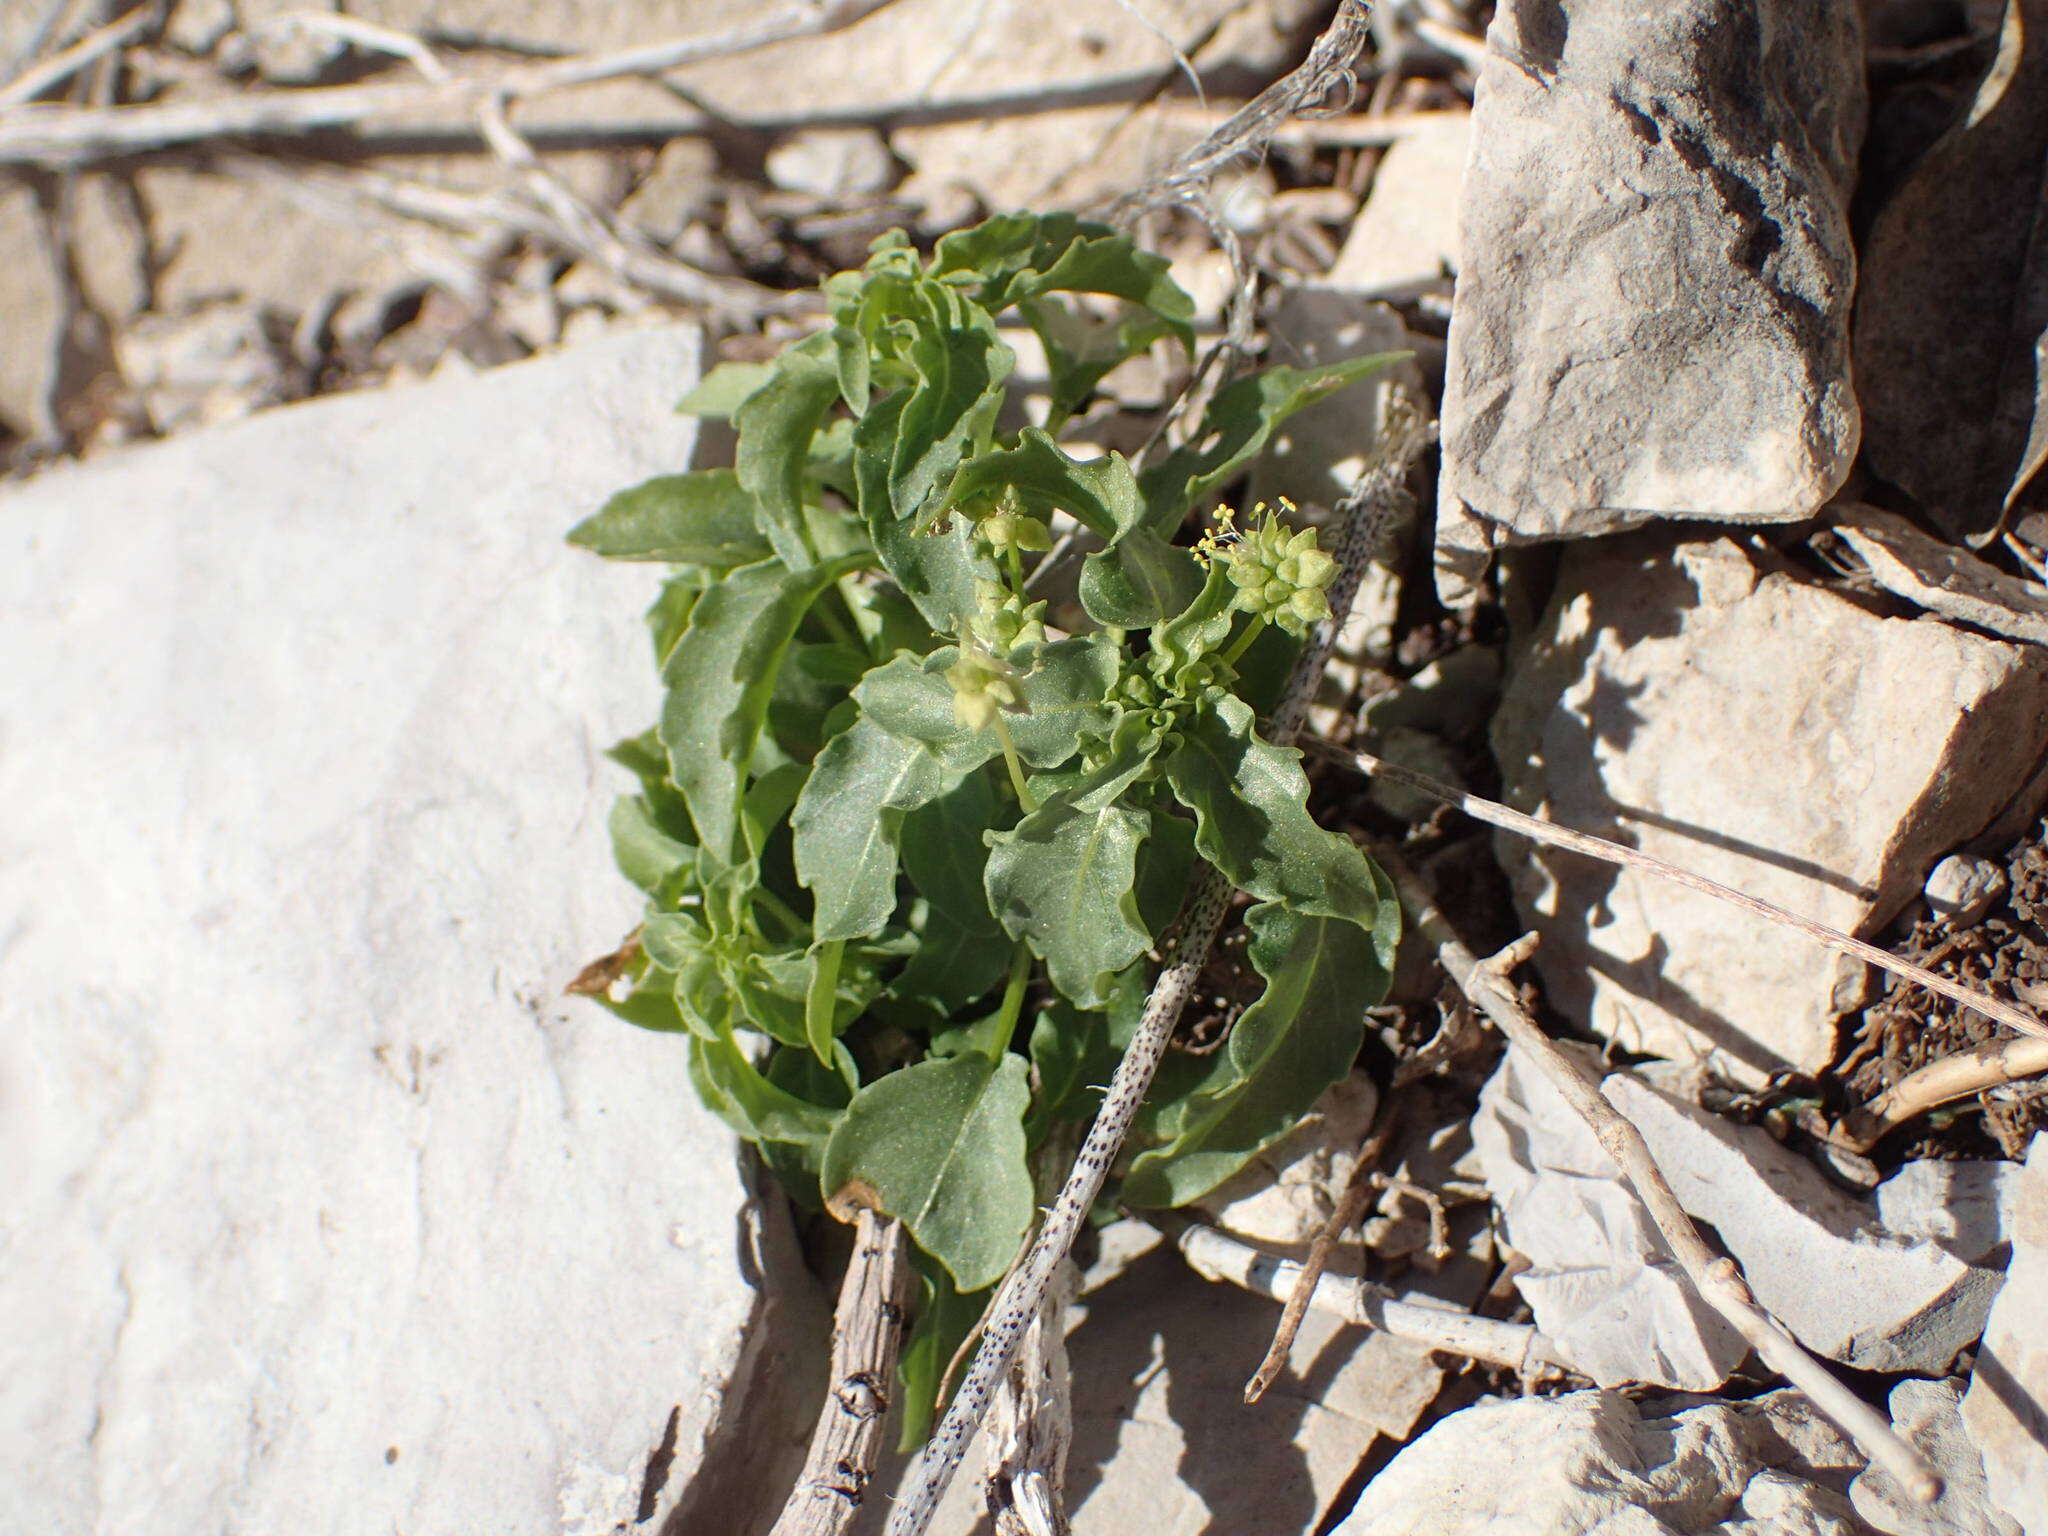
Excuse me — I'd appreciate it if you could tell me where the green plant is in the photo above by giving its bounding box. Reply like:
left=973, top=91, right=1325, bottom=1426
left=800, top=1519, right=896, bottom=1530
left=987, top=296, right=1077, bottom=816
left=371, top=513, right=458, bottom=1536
left=569, top=212, right=1400, bottom=1441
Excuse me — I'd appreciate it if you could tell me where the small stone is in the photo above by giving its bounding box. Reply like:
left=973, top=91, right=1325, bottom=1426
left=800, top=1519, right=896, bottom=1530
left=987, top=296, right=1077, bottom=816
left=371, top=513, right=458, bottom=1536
left=1325, top=112, right=1472, bottom=298
left=1851, top=1379, right=2022, bottom=1536
left=1964, top=1133, right=2048, bottom=1534
left=1434, top=0, right=1866, bottom=604
left=1925, top=853, right=2010, bottom=928
left=1877, top=1159, right=2026, bottom=1267
left=764, top=128, right=897, bottom=200
left=1830, top=504, right=2048, bottom=649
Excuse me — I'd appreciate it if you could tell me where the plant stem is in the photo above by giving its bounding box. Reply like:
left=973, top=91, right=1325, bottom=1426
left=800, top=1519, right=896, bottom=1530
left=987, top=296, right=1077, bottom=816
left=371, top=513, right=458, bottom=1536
left=753, top=885, right=808, bottom=942
left=1005, top=541, right=1026, bottom=595
left=1219, top=613, right=1266, bottom=669
left=991, top=716, right=1038, bottom=813
left=994, top=941, right=1033, bottom=1044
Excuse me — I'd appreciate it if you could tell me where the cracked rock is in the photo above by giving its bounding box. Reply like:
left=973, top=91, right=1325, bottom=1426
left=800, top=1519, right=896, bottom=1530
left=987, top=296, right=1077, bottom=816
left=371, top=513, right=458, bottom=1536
left=0, top=328, right=823, bottom=1535
left=1476, top=1052, right=2004, bottom=1386
left=1492, top=533, right=2048, bottom=1082
left=1435, top=0, right=1866, bottom=604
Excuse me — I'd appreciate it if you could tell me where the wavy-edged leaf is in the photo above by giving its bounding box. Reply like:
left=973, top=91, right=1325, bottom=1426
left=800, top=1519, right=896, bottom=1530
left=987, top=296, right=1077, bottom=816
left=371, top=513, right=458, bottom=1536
left=985, top=748, right=1159, bottom=1007
left=856, top=391, right=991, bottom=631
left=1144, top=557, right=1239, bottom=684
left=659, top=552, right=866, bottom=858
left=734, top=331, right=842, bottom=569
left=931, top=212, right=1195, bottom=346
left=822, top=1052, right=1034, bottom=1291
left=1164, top=694, right=1386, bottom=933
left=1138, top=353, right=1404, bottom=533
left=567, top=469, right=771, bottom=565
left=1079, top=525, right=1205, bottom=629
left=790, top=712, right=965, bottom=943
left=1124, top=901, right=1377, bottom=1207
left=608, top=794, right=694, bottom=895
left=943, top=429, right=1143, bottom=539
left=891, top=278, right=1015, bottom=526
left=1026, top=961, right=1146, bottom=1144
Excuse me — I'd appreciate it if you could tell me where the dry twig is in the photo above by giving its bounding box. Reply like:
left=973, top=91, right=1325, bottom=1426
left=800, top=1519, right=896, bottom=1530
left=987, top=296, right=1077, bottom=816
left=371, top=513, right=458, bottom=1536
left=1312, top=743, right=2048, bottom=1046
left=0, top=4, right=155, bottom=109
left=0, top=0, right=907, bottom=167
left=1384, top=850, right=1942, bottom=1504
left=984, top=1260, right=1077, bottom=1536
left=1167, top=1212, right=1569, bottom=1377
left=768, top=1208, right=914, bottom=1536
left=1836, top=1036, right=2048, bottom=1151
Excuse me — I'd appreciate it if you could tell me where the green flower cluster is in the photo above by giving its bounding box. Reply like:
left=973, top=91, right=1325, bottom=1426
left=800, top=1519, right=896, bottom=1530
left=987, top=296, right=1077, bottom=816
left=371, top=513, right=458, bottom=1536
left=946, top=643, right=1023, bottom=731
left=1222, top=514, right=1337, bottom=637
left=968, top=578, right=1048, bottom=658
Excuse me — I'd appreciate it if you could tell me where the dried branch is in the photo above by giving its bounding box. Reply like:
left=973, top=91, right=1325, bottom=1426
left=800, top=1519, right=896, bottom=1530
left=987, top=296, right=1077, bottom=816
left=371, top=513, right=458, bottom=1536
left=884, top=329, right=1423, bottom=1536
left=984, top=1259, right=1077, bottom=1536
left=768, top=1208, right=913, bottom=1536
left=1165, top=1212, right=1567, bottom=1376
left=1836, top=1036, right=2048, bottom=1152
left=0, top=0, right=907, bottom=167
left=1384, top=850, right=1942, bottom=1505
left=1242, top=1102, right=1401, bottom=1403
left=1311, top=742, right=2048, bottom=1046
left=0, top=4, right=155, bottom=109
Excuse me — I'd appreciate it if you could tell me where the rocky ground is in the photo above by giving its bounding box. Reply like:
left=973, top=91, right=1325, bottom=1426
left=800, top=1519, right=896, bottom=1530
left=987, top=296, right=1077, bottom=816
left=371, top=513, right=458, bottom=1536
left=3, top=1, right=2046, bottom=1534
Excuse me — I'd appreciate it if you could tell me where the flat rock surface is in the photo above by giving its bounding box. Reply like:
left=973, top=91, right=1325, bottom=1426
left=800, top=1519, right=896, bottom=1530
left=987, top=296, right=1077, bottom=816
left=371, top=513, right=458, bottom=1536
left=1324, top=111, right=1471, bottom=298
left=1964, top=1134, right=2048, bottom=1535
left=0, top=328, right=820, bottom=1535
left=1492, top=534, right=2048, bottom=1081
left=1435, top=0, right=1865, bottom=603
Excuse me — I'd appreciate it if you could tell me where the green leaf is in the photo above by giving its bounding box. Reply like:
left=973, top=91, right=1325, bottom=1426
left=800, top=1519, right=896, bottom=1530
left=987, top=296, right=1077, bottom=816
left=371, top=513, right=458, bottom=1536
left=1079, top=529, right=1205, bottom=629
left=942, top=430, right=1142, bottom=540
left=1138, top=353, right=1404, bottom=533
left=856, top=392, right=992, bottom=631
left=891, top=773, right=1009, bottom=1017
left=1022, top=293, right=1184, bottom=431
left=805, top=938, right=846, bottom=1064
left=1163, top=694, right=1385, bottom=931
left=790, top=712, right=968, bottom=942
left=1134, top=805, right=1198, bottom=938
left=734, top=331, right=843, bottom=569
left=822, top=1052, right=1035, bottom=1291
left=985, top=749, right=1158, bottom=1008
left=677, top=360, right=775, bottom=418
left=891, top=278, right=1015, bottom=526
left=608, top=794, right=694, bottom=894
left=597, top=967, right=690, bottom=1034
left=567, top=469, right=772, bottom=565
left=897, top=1255, right=988, bottom=1450
left=1143, top=555, right=1239, bottom=684
left=931, top=212, right=1195, bottom=348
left=1123, top=901, right=1376, bottom=1207
left=692, top=1025, right=845, bottom=1149
left=1007, top=637, right=1121, bottom=766
left=659, top=552, right=866, bottom=858
left=645, top=573, right=702, bottom=666
left=1026, top=961, right=1146, bottom=1143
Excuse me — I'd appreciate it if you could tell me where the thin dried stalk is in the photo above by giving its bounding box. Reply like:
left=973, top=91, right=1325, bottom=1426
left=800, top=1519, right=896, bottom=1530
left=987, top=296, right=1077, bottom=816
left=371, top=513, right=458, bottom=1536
left=1241, top=1101, right=1401, bottom=1403
left=1167, top=1213, right=1568, bottom=1376
left=1385, top=850, right=1942, bottom=1505
left=768, top=1209, right=914, bottom=1536
left=0, top=0, right=906, bottom=167
left=1837, top=1036, right=2048, bottom=1151
left=0, top=4, right=154, bottom=108
left=1313, top=743, right=2048, bottom=1045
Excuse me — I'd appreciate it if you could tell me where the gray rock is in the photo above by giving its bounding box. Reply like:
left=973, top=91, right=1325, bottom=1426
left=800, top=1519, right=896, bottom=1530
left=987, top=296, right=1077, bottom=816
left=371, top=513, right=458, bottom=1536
left=1600, top=1075, right=2003, bottom=1373
left=1473, top=1049, right=1750, bottom=1390
left=1332, top=1388, right=1869, bottom=1535
left=1925, top=853, right=2012, bottom=928
left=1325, top=112, right=1472, bottom=300
left=1434, top=0, right=1866, bottom=604
left=1830, top=504, right=2048, bottom=650
left=765, top=128, right=898, bottom=200
left=1194, top=1072, right=1381, bottom=1255
left=1964, top=1133, right=2048, bottom=1535
left=1877, top=1159, right=2027, bottom=1267
left=1852, top=1379, right=2022, bottom=1536
left=1492, top=534, right=2048, bottom=1081
left=0, top=328, right=824, bottom=1536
